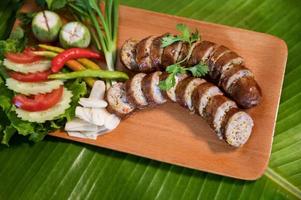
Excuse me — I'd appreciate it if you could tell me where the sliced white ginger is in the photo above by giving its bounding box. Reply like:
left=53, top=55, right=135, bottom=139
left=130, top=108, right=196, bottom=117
left=65, top=118, right=100, bottom=132
left=79, top=98, right=107, bottom=108
left=15, top=88, right=72, bottom=123
left=89, top=80, right=106, bottom=99
left=6, top=78, right=63, bottom=95
left=91, top=108, right=112, bottom=126
left=3, top=59, right=51, bottom=74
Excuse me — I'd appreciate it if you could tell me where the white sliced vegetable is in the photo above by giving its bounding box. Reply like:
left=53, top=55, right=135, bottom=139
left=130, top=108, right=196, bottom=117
left=104, top=114, right=121, bottom=130
left=6, top=78, right=63, bottom=95
left=59, top=22, right=91, bottom=48
left=65, top=118, right=100, bottom=132
left=3, top=59, right=51, bottom=74
left=75, top=107, right=93, bottom=123
left=67, top=131, right=97, bottom=140
left=89, top=80, right=106, bottom=99
left=91, top=108, right=112, bottom=126
left=79, top=98, right=107, bottom=108
left=32, top=10, right=62, bottom=42
left=15, top=88, right=72, bottom=123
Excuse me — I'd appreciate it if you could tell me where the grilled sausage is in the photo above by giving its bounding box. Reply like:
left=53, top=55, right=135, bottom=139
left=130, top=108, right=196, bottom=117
left=220, top=107, right=254, bottom=147
left=150, top=34, right=167, bottom=70
left=141, top=71, right=167, bottom=105
left=106, top=72, right=254, bottom=147
left=192, top=82, right=223, bottom=117
left=125, top=73, right=148, bottom=108
left=120, top=36, right=262, bottom=108
left=175, top=77, right=206, bottom=111
left=106, top=83, right=136, bottom=118
left=136, top=36, right=155, bottom=72
left=120, top=39, right=139, bottom=71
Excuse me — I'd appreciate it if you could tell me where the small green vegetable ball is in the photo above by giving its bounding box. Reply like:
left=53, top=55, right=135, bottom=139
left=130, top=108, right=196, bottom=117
left=32, top=10, right=62, bottom=42
left=59, top=22, right=91, bottom=48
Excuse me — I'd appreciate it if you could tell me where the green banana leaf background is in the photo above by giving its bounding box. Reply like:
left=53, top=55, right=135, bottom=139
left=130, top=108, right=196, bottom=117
left=1, top=0, right=301, bottom=199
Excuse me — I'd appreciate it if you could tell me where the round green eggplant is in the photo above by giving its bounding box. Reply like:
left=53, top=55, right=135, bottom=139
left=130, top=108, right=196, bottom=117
left=32, top=10, right=62, bottom=42
left=59, top=22, right=91, bottom=48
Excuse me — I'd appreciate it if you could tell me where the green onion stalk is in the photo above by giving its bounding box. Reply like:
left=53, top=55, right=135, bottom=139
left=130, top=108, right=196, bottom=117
left=68, top=0, right=119, bottom=87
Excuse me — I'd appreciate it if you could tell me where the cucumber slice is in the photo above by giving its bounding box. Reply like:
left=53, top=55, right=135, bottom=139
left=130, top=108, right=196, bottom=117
left=15, top=87, right=72, bottom=123
left=3, top=59, right=51, bottom=74
left=6, top=78, right=63, bottom=95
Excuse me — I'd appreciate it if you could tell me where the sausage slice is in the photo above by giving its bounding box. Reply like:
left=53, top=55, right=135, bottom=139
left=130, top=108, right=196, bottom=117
left=161, top=41, right=182, bottom=67
left=142, top=71, right=167, bottom=105
left=208, top=45, right=230, bottom=75
left=228, top=76, right=262, bottom=108
left=106, top=83, right=136, bottom=118
left=120, top=39, right=139, bottom=71
left=125, top=73, right=148, bottom=108
left=221, top=108, right=254, bottom=147
left=192, top=82, right=223, bottom=117
left=203, top=95, right=237, bottom=139
left=175, top=77, right=206, bottom=111
left=188, top=41, right=216, bottom=66
left=150, top=34, right=167, bottom=70
left=211, top=51, right=244, bottom=82
left=136, top=36, right=155, bottom=72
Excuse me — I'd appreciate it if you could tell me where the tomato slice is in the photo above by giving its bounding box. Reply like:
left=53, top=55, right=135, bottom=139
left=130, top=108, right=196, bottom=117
left=13, top=86, right=64, bottom=112
left=8, top=70, right=51, bottom=82
left=5, top=48, right=41, bottom=64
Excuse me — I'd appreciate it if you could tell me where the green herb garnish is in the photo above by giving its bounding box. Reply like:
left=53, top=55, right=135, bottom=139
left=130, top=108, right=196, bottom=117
left=159, top=24, right=208, bottom=90
left=161, top=24, right=200, bottom=47
left=159, top=63, right=208, bottom=90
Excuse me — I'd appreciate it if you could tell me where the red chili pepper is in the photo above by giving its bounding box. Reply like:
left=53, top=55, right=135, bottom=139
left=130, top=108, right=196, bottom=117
left=51, top=48, right=102, bottom=73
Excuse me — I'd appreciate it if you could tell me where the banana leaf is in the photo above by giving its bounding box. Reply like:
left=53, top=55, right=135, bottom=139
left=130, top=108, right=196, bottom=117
left=0, top=0, right=301, bottom=199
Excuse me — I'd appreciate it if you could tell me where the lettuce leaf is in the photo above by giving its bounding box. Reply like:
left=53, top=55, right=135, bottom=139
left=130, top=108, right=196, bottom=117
left=0, top=77, right=87, bottom=145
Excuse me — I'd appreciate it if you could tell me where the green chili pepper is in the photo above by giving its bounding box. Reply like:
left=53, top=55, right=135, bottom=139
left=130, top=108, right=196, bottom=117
left=48, top=69, right=129, bottom=81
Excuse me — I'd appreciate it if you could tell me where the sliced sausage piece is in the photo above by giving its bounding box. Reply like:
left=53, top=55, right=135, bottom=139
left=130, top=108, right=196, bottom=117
left=106, top=83, right=136, bottom=118
left=192, top=82, right=223, bottom=117
left=211, top=51, right=244, bottom=82
left=165, top=73, right=188, bottom=102
left=219, top=65, right=251, bottom=90
left=221, top=107, right=254, bottom=147
left=125, top=73, right=148, bottom=108
left=203, top=95, right=237, bottom=139
left=142, top=71, right=167, bottom=105
left=136, top=36, right=156, bottom=72
left=208, top=45, right=230, bottom=75
left=175, top=77, right=206, bottom=111
left=177, top=42, right=190, bottom=63
left=161, top=41, right=182, bottom=67
left=187, top=40, right=216, bottom=66
left=120, top=39, right=139, bottom=71
left=150, top=34, right=167, bottom=70
left=228, top=76, right=262, bottom=108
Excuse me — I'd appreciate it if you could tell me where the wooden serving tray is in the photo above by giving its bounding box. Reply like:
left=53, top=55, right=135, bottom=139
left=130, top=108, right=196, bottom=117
left=45, top=6, right=287, bottom=180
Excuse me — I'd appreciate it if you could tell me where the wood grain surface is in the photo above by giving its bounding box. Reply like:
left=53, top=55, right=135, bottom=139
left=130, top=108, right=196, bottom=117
left=39, top=5, right=288, bottom=180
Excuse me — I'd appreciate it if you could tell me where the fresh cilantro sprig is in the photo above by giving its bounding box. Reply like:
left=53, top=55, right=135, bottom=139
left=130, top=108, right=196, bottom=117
left=159, top=24, right=208, bottom=91
left=159, top=63, right=209, bottom=90
left=161, top=24, right=200, bottom=48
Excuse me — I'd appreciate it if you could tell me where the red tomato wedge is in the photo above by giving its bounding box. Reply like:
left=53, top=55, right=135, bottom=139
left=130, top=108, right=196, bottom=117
left=13, top=86, right=64, bottom=112
left=8, top=70, right=51, bottom=82
left=5, top=48, right=41, bottom=64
